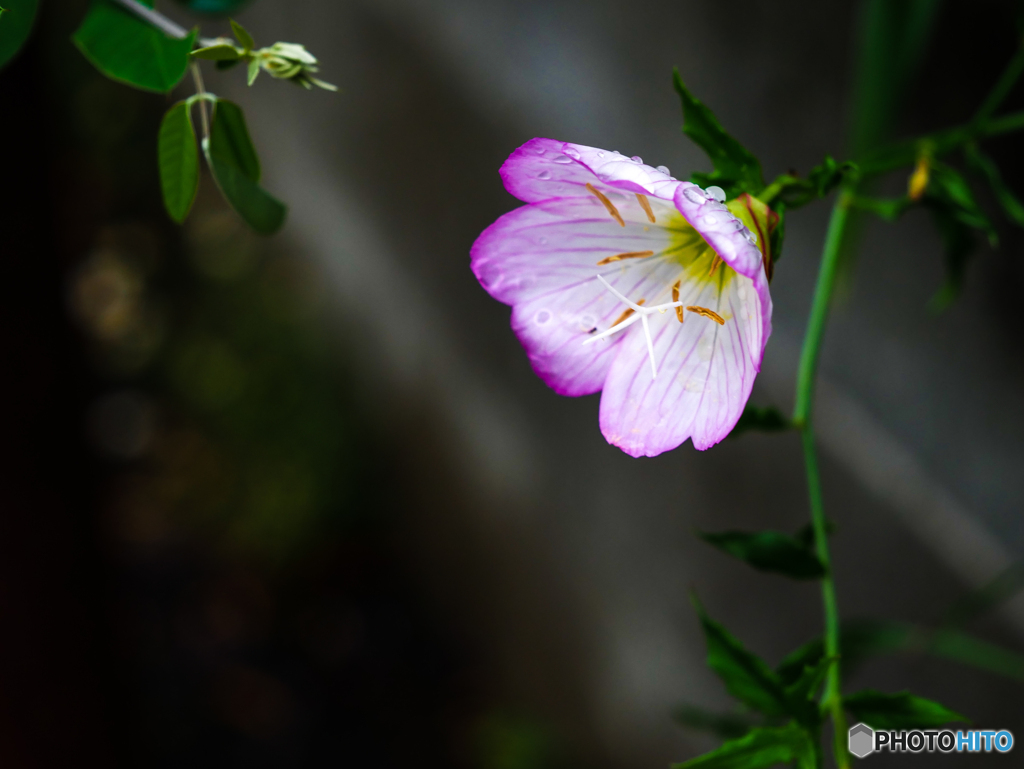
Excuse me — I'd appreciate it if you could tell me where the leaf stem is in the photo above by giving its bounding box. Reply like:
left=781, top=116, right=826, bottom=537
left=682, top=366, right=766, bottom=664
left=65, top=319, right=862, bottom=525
left=974, top=36, right=1024, bottom=127
left=794, top=189, right=853, bottom=769
left=108, top=0, right=217, bottom=47
left=191, top=63, right=210, bottom=142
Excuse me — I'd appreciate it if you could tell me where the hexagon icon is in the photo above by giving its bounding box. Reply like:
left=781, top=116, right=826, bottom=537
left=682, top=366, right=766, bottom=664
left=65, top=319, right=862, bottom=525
left=849, top=723, right=875, bottom=759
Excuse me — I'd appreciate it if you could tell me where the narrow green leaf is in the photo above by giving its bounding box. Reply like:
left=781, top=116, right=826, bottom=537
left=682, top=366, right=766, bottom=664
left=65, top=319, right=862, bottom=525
left=844, top=690, right=968, bottom=730
left=73, top=0, right=197, bottom=93
left=208, top=99, right=260, bottom=181
left=965, top=143, right=1024, bottom=228
left=206, top=98, right=285, bottom=235
left=158, top=101, right=199, bottom=223
left=230, top=18, right=255, bottom=50
left=928, top=161, right=997, bottom=243
left=672, top=704, right=756, bottom=741
left=672, top=68, right=764, bottom=197
left=776, top=619, right=910, bottom=686
left=674, top=724, right=815, bottom=769
left=928, top=627, right=1024, bottom=681
left=247, top=57, right=260, bottom=86
left=728, top=405, right=790, bottom=439
left=699, top=531, right=825, bottom=580
left=793, top=519, right=835, bottom=550
left=925, top=202, right=978, bottom=311
left=0, top=0, right=39, bottom=71
left=693, top=597, right=789, bottom=717
left=191, top=43, right=241, bottom=61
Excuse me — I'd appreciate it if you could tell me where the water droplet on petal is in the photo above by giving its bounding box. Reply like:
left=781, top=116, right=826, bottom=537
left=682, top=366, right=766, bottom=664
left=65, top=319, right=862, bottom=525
left=656, top=165, right=670, bottom=175
left=706, top=201, right=728, bottom=212
left=537, top=170, right=552, bottom=180
left=706, top=186, right=726, bottom=202
left=682, top=187, right=707, bottom=204
left=534, top=145, right=546, bottom=155
left=743, top=229, right=758, bottom=244
left=564, top=147, right=581, bottom=159
left=534, top=310, right=552, bottom=325
left=580, top=313, right=597, bottom=329
left=597, top=151, right=606, bottom=158
left=553, top=154, right=574, bottom=164
left=631, top=156, right=643, bottom=163
left=537, top=236, right=548, bottom=245
left=702, top=214, right=720, bottom=225
left=723, top=218, right=744, bottom=232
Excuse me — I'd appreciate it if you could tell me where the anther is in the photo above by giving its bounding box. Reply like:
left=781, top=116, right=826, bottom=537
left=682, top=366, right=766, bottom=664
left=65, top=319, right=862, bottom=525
left=672, top=280, right=684, bottom=323
left=596, top=250, right=654, bottom=266
left=586, top=183, right=625, bottom=227
left=709, top=255, right=722, bottom=276
left=612, top=299, right=644, bottom=327
left=636, top=193, right=656, bottom=223
left=686, top=305, right=725, bottom=325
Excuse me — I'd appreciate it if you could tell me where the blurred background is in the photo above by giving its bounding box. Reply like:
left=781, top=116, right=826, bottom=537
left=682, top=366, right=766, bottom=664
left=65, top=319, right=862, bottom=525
left=2, top=0, right=1024, bottom=766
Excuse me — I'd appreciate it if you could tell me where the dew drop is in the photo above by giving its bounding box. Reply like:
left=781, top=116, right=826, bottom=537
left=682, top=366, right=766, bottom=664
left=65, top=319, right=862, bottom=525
left=534, top=310, right=552, bottom=325
left=580, top=313, right=597, bottom=329
left=537, top=170, right=552, bottom=180
left=564, top=147, right=581, bottom=159
left=683, top=187, right=708, bottom=204
left=656, top=165, right=670, bottom=175
left=553, top=154, right=574, bottom=164
left=597, top=151, right=606, bottom=158
left=537, top=236, right=548, bottom=245
left=706, top=186, right=726, bottom=202
left=743, top=229, right=758, bottom=244
left=534, top=145, right=546, bottom=155
left=631, top=155, right=643, bottom=163
left=702, top=214, right=720, bottom=226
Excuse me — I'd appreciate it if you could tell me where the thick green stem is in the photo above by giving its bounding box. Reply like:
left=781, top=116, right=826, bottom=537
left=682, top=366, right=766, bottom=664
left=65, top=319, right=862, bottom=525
left=794, top=190, right=853, bottom=769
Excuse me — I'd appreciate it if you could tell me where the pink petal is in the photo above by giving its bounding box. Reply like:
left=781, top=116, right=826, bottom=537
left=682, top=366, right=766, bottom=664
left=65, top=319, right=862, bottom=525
left=598, top=268, right=770, bottom=457
left=673, top=183, right=764, bottom=278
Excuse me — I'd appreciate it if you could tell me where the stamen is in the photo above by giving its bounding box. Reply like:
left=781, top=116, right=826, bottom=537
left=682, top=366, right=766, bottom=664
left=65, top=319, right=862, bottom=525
left=672, top=280, right=684, bottom=323
left=612, top=299, right=644, bottom=327
left=636, top=193, right=656, bottom=223
left=686, top=305, right=725, bottom=325
left=709, top=255, right=722, bottom=276
left=586, top=183, right=625, bottom=227
left=641, top=314, right=657, bottom=378
left=596, top=250, right=654, bottom=266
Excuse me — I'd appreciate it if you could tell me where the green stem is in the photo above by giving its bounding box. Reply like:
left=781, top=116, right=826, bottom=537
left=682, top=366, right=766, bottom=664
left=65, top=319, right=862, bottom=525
left=794, top=190, right=853, bottom=769
left=974, top=37, right=1024, bottom=127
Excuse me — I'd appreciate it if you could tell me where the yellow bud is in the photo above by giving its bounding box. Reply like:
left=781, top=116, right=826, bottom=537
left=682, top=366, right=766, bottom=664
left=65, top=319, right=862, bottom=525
left=908, top=155, right=930, bottom=201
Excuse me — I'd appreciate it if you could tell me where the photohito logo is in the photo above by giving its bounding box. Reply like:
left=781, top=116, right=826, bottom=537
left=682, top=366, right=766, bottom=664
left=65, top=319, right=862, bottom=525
left=848, top=723, right=1014, bottom=758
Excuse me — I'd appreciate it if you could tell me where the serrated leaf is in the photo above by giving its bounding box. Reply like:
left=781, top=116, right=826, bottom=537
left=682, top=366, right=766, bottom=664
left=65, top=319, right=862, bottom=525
left=158, top=101, right=199, bottom=223
left=208, top=99, right=260, bottom=181
left=191, top=43, right=240, bottom=61
left=728, top=405, right=789, bottom=439
left=206, top=98, right=285, bottom=234
left=672, top=704, right=756, bottom=741
left=700, top=531, right=825, bottom=580
left=0, top=0, right=39, bottom=70
left=783, top=655, right=834, bottom=726
left=844, top=690, right=967, bottom=730
left=230, top=18, right=254, bottom=50
left=965, top=143, right=1024, bottom=228
left=673, top=68, right=763, bottom=197
left=674, top=724, right=815, bottom=769
left=73, top=0, right=197, bottom=93
left=693, top=597, right=789, bottom=717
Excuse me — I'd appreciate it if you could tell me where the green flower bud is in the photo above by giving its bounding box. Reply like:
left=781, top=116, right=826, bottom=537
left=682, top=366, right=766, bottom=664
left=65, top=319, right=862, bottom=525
left=251, top=42, right=336, bottom=91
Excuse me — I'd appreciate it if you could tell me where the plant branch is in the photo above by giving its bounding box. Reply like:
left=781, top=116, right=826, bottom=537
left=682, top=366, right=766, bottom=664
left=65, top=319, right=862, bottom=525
left=794, top=189, right=854, bottom=769
left=109, top=0, right=217, bottom=46
left=191, top=63, right=210, bottom=142
left=974, top=36, right=1024, bottom=127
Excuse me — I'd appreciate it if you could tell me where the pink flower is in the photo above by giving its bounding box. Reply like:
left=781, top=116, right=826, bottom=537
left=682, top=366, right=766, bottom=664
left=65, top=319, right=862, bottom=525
left=471, top=138, right=774, bottom=457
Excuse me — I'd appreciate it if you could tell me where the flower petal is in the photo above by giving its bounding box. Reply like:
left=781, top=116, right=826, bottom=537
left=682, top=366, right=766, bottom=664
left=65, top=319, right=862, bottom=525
left=598, top=266, right=770, bottom=456
left=471, top=195, right=679, bottom=306
left=673, top=183, right=764, bottom=278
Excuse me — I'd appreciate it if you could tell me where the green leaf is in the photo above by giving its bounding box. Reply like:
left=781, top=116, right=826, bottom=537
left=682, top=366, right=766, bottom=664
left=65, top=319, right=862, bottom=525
left=208, top=99, right=260, bottom=181
left=776, top=619, right=909, bottom=687
left=728, top=405, right=790, bottom=439
left=230, top=18, right=255, bottom=50
left=191, top=43, right=241, bottom=61
left=672, top=704, right=756, bottom=741
left=807, top=157, right=859, bottom=198
left=0, top=0, right=39, bottom=71
left=928, top=162, right=997, bottom=243
left=673, top=68, right=764, bottom=197
left=844, top=690, right=968, bottom=730
left=925, top=201, right=978, bottom=312
left=693, top=597, right=789, bottom=717
left=699, top=531, right=825, bottom=580
left=928, top=627, right=1024, bottom=681
left=73, top=0, right=197, bottom=93
left=157, top=101, right=200, bottom=224
left=965, top=143, right=1024, bottom=228
left=674, top=724, right=815, bottom=769
left=206, top=98, right=285, bottom=235
left=793, top=519, right=835, bottom=551
left=247, top=57, right=260, bottom=86
left=172, top=0, right=249, bottom=15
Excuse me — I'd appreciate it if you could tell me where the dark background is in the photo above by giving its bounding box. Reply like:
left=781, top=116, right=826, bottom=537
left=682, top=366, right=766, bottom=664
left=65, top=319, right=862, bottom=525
left=2, top=0, right=1024, bottom=767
